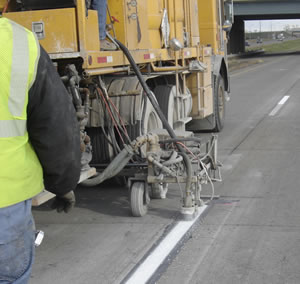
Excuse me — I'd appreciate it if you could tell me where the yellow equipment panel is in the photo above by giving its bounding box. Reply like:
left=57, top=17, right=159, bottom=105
left=198, top=0, right=218, bottom=54
left=187, top=47, right=213, bottom=119
left=166, top=0, right=185, bottom=46
left=188, top=0, right=200, bottom=46
left=107, top=0, right=152, bottom=50
left=146, top=0, right=164, bottom=49
left=0, top=0, right=5, bottom=10
left=5, top=8, right=78, bottom=54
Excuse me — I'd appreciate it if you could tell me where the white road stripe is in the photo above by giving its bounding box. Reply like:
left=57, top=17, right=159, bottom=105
left=125, top=205, right=208, bottom=284
left=269, top=95, right=290, bottom=116
left=278, top=95, right=290, bottom=105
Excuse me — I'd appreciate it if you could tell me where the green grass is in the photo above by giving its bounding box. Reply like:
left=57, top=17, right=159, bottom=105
left=246, top=39, right=300, bottom=53
left=229, top=39, right=300, bottom=72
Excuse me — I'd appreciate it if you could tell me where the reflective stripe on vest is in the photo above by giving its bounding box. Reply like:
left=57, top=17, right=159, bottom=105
left=0, top=18, right=43, bottom=208
left=9, top=22, right=30, bottom=117
left=0, top=120, right=26, bottom=137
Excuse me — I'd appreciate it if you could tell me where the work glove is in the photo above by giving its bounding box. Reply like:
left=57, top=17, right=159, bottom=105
left=51, top=191, right=76, bottom=213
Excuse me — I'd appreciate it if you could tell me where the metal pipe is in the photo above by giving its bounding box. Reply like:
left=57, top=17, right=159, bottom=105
left=150, top=62, right=186, bottom=72
left=79, top=88, right=90, bottom=115
left=159, top=137, right=203, bottom=144
left=84, top=66, right=130, bottom=76
left=69, top=76, right=82, bottom=106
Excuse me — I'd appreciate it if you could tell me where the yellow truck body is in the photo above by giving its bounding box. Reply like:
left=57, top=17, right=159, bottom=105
left=0, top=0, right=233, bottom=213
left=2, top=0, right=232, bottom=160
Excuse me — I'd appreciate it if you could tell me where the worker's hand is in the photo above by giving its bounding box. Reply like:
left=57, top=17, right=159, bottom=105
left=51, top=191, right=76, bottom=213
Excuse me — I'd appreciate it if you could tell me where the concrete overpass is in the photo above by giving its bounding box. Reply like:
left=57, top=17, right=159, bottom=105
left=229, top=0, right=300, bottom=53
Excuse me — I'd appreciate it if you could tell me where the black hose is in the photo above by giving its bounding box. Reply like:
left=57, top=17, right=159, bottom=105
left=115, top=39, right=192, bottom=193
left=141, top=92, right=147, bottom=135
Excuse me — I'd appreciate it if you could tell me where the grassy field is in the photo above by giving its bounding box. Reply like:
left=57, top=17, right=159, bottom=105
left=246, top=38, right=300, bottom=53
left=229, top=38, right=300, bottom=72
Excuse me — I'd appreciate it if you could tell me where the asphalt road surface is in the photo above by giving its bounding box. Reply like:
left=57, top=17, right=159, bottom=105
left=31, top=53, right=300, bottom=284
left=158, top=54, right=300, bottom=284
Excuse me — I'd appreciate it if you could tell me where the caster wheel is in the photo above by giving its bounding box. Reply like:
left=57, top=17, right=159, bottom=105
left=130, top=182, right=149, bottom=217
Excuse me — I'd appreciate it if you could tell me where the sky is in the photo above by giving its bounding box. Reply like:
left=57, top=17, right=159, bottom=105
left=245, top=19, right=300, bottom=32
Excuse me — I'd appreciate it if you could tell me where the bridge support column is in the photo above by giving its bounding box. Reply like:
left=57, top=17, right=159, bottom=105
left=228, top=17, right=245, bottom=54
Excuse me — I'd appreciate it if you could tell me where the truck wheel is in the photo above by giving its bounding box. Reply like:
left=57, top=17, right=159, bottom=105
left=213, top=75, right=225, bottom=132
left=141, top=96, right=163, bottom=134
left=130, top=182, right=148, bottom=217
left=153, top=85, right=176, bottom=127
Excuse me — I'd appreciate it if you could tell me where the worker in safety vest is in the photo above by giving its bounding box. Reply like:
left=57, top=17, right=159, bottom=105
left=0, top=18, right=81, bottom=283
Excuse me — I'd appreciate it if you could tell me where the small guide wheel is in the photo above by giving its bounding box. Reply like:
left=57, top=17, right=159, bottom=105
left=130, top=181, right=149, bottom=217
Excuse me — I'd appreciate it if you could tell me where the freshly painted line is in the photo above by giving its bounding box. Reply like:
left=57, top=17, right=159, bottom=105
left=125, top=205, right=208, bottom=284
left=269, top=95, right=290, bottom=116
left=269, top=105, right=282, bottom=116
left=278, top=95, right=290, bottom=105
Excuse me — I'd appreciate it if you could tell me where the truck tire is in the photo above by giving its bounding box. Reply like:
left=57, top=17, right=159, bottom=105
left=213, top=75, right=225, bottom=132
left=153, top=85, right=176, bottom=127
left=140, top=95, right=163, bottom=135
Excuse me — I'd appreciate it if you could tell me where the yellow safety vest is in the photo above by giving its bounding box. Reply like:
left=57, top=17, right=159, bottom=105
left=0, top=18, right=43, bottom=208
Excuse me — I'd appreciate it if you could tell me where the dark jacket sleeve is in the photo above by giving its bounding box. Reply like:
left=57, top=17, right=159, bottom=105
left=27, top=46, right=81, bottom=196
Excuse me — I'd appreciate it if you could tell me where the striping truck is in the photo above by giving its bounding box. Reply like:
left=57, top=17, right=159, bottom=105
left=1, top=0, right=233, bottom=217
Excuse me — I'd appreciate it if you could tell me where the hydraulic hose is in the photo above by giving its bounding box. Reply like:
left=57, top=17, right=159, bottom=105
left=159, top=137, right=203, bottom=144
left=162, top=151, right=183, bottom=166
left=114, top=39, right=192, bottom=195
left=81, top=134, right=158, bottom=187
left=81, top=145, right=133, bottom=187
